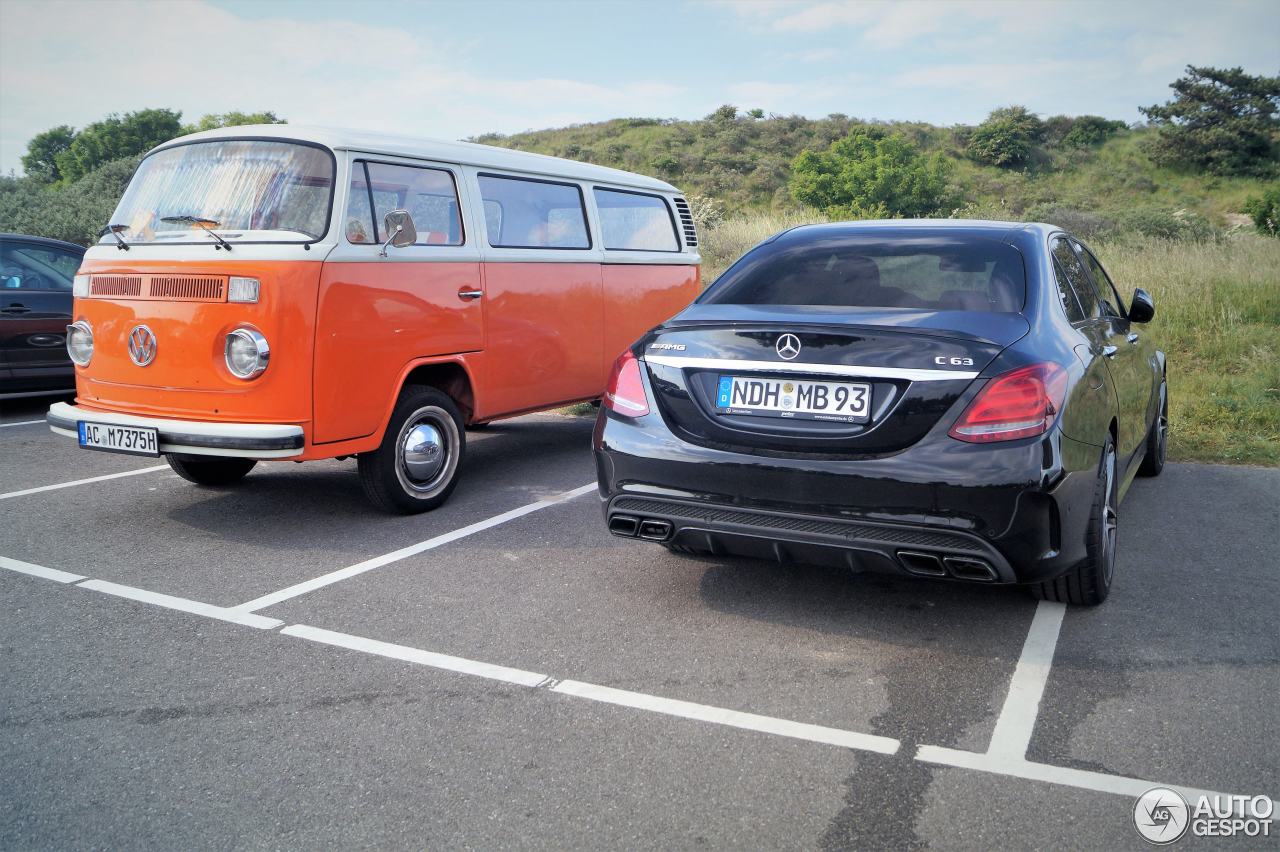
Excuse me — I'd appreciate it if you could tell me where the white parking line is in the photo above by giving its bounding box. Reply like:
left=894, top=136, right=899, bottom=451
left=987, top=600, right=1066, bottom=761
left=6, top=556, right=1272, bottom=810
left=0, top=555, right=86, bottom=583
left=282, top=625, right=550, bottom=687
left=0, top=419, right=46, bottom=429
left=232, top=482, right=597, bottom=612
left=0, top=464, right=169, bottom=501
left=78, top=579, right=284, bottom=630
left=552, top=679, right=901, bottom=754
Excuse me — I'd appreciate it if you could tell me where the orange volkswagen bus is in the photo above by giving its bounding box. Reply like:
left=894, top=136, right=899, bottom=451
left=48, top=126, right=701, bottom=512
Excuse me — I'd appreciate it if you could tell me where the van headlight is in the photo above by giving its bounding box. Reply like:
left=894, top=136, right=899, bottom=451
left=66, top=320, right=94, bottom=366
left=225, top=328, right=269, bottom=379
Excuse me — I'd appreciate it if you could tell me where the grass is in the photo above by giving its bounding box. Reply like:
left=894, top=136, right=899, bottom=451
left=697, top=213, right=1280, bottom=466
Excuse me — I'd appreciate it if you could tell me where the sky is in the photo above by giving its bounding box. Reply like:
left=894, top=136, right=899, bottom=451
left=0, top=0, right=1277, bottom=175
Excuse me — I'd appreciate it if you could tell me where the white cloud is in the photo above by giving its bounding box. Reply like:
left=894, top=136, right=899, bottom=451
left=0, top=0, right=686, bottom=172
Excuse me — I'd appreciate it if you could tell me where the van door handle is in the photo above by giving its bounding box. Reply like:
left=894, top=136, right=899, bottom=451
left=1127, top=332, right=1140, bottom=344
left=457, top=289, right=483, bottom=301
left=1102, top=345, right=1118, bottom=359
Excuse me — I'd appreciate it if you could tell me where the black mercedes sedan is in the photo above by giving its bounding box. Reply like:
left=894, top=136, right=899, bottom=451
left=594, top=221, right=1167, bottom=605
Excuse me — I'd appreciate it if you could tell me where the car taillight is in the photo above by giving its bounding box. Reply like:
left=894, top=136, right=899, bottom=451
left=949, top=362, right=1068, bottom=443
left=604, top=349, right=650, bottom=416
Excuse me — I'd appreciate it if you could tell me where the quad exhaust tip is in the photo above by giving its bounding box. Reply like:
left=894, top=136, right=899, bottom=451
left=608, top=514, right=673, bottom=542
left=897, top=551, right=997, bottom=582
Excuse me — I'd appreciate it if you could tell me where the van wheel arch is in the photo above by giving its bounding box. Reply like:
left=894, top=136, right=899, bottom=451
left=397, top=362, right=477, bottom=426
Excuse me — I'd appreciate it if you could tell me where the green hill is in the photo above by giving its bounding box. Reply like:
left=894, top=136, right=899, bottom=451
left=473, top=111, right=1263, bottom=229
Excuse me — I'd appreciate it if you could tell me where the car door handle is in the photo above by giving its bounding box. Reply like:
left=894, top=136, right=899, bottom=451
left=457, top=289, right=483, bottom=301
left=1102, top=345, right=1118, bottom=359
left=1, top=304, right=31, bottom=315
left=1127, top=332, right=1140, bottom=344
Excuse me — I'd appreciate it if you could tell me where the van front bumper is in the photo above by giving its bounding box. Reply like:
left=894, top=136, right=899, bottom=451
left=47, top=401, right=305, bottom=459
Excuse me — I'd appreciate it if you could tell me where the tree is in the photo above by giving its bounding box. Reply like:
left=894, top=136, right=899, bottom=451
left=708, top=104, right=738, bottom=123
left=790, top=127, right=954, bottom=218
left=181, top=111, right=286, bottom=135
left=747, top=108, right=765, bottom=120
left=54, top=109, right=184, bottom=183
left=1140, top=65, right=1280, bottom=176
left=21, top=126, right=76, bottom=182
left=966, top=106, right=1045, bottom=167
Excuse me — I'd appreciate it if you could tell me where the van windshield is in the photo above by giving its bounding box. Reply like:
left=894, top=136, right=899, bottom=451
left=103, top=140, right=334, bottom=245
left=702, top=233, right=1026, bottom=312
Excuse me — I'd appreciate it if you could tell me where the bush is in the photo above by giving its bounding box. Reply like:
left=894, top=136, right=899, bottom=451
left=1060, top=116, right=1128, bottom=148
left=0, top=155, right=140, bottom=245
left=966, top=106, right=1045, bottom=167
left=790, top=127, right=955, bottom=218
left=1024, top=204, right=1117, bottom=240
left=1112, top=206, right=1217, bottom=242
left=1242, top=185, right=1280, bottom=237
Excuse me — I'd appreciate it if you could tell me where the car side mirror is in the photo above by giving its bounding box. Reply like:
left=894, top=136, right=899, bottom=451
left=379, top=210, right=417, bottom=257
left=1128, top=288, right=1155, bottom=323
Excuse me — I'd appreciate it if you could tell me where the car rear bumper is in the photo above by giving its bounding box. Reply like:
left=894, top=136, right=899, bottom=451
left=594, top=410, right=1102, bottom=585
left=47, top=401, right=304, bottom=459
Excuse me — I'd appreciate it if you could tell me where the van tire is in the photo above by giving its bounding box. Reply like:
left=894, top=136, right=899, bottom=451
left=358, top=387, right=465, bottom=514
left=1030, top=438, right=1117, bottom=606
left=166, top=454, right=257, bottom=486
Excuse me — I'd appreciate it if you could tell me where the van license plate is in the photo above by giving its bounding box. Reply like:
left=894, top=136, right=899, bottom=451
left=78, top=421, right=160, bottom=457
left=715, top=376, right=871, bottom=423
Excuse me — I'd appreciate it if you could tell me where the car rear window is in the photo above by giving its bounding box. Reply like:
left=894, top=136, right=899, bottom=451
left=702, top=234, right=1026, bottom=312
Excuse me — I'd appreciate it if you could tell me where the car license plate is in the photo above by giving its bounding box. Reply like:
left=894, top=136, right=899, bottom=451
left=715, top=375, right=871, bottom=423
left=77, top=421, right=160, bottom=457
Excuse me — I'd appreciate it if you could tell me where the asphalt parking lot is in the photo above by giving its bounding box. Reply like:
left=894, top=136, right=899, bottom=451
left=2, top=396, right=1277, bottom=850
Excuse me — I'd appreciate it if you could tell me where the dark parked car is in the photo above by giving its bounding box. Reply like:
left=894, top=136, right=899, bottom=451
left=0, top=233, right=85, bottom=399
left=595, top=221, right=1166, bottom=605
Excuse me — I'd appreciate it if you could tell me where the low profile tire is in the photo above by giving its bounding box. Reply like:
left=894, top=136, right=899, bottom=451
left=358, top=387, right=465, bottom=514
left=1031, top=437, right=1118, bottom=606
left=166, top=454, right=257, bottom=486
left=1137, top=380, right=1168, bottom=477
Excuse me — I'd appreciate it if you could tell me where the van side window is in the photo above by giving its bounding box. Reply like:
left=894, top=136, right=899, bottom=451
left=364, top=162, right=464, bottom=246
left=478, top=174, right=590, bottom=249
left=1051, top=237, right=1101, bottom=319
left=593, top=189, right=678, bottom=252
left=344, top=164, right=376, bottom=244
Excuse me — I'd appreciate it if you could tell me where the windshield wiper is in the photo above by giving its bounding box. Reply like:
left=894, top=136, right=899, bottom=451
left=102, top=223, right=130, bottom=251
left=160, top=215, right=232, bottom=251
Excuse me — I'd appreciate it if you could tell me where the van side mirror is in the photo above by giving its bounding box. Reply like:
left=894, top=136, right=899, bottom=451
left=1128, top=288, right=1155, bottom=323
left=379, top=210, right=417, bottom=257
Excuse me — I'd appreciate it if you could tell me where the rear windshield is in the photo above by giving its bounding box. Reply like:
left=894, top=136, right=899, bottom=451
left=104, top=140, right=334, bottom=245
left=702, top=234, right=1026, bottom=312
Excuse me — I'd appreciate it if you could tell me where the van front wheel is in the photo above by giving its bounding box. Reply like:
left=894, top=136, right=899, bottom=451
left=358, top=387, right=465, bottom=514
left=166, top=455, right=257, bottom=486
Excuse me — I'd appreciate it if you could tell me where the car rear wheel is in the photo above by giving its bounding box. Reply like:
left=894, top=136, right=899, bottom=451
left=1031, top=438, right=1117, bottom=606
left=166, top=454, right=257, bottom=486
left=1137, top=380, right=1168, bottom=477
left=358, top=387, right=465, bottom=514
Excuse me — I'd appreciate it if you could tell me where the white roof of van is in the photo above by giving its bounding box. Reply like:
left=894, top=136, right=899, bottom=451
left=152, top=125, right=679, bottom=193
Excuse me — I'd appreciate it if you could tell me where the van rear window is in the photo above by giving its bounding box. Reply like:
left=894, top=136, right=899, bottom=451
left=478, top=174, right=590, bottom=249
left=593, top=189, right=678, bottom=252
left=702, top=234, right=1026, bottom=312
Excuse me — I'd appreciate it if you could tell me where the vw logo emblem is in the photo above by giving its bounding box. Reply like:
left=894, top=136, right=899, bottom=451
left=776, top=333, right=802, bottom=360
left=127, top=325, right=157, bottom=366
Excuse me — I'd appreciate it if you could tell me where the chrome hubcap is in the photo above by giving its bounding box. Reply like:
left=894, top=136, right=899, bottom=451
left=393, top=406, right=456, bottom=496
left=401, top=423, right=445, bottom=483
left=1102, top=448, right=1118, bottom=584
